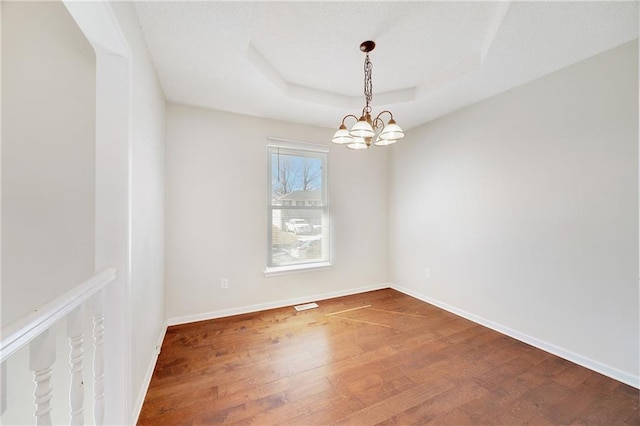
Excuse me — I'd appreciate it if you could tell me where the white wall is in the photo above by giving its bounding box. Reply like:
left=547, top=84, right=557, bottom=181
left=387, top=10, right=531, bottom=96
left=1, top=1, right=96, bottom=423
left=1, top=0, right=95, bottom=326
left=109, top=2, right=166, bottom=420
left=390, top=40, right=639, bottom=385
left=165, top=104, right=389, bottom=321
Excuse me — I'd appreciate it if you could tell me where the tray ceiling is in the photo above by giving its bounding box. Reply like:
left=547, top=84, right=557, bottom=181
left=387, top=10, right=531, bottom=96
left=134, top=1, right=638, bottom=131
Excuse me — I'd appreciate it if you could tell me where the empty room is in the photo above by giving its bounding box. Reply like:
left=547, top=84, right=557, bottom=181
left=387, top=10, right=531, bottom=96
left=1, top=1, right=638, bottom=425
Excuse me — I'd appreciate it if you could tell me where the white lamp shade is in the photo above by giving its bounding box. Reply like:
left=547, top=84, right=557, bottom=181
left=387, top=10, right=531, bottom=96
left=332, top=126, right=354, bottom=144
left=346, top=137, right=368, bottom=150
left=349, top=117, right=375, bottom=138
left=379, top=121, right=405, bottom=140
left=374, top=136, right=397, bottom=146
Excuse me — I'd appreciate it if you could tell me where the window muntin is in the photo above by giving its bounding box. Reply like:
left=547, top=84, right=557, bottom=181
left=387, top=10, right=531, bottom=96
left=267, top=145, right=329, bottom=269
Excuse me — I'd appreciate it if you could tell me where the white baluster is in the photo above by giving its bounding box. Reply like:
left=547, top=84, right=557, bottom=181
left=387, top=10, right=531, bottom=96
left=29, top=329, right=56, bottom=426
left=67, top=306, right=84, bottom=425
left=92, top=292, right=105, bottom=425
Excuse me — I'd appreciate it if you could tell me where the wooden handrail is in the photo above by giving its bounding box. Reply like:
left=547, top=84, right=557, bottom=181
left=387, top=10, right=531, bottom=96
left=0, top=267, right=117, bottom=364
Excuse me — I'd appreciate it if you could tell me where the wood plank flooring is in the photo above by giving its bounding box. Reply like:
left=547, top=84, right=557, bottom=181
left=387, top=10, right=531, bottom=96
left=138, top=289, right=639, bottom=425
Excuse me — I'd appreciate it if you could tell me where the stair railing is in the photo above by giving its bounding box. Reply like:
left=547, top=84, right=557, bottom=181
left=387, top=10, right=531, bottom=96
left=0, top=267, right=117, bottom=425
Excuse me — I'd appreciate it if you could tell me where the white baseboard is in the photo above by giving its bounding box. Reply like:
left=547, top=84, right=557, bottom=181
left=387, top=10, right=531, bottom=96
left=167, top=283, right=391, bottom=326
left=391, top=283, right=639, bottom=389
left=132, top=323, right=168, bottom=424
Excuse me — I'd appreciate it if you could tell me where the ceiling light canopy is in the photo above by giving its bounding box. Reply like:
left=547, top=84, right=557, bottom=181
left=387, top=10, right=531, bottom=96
left=332, top=41, right=405, bottom=150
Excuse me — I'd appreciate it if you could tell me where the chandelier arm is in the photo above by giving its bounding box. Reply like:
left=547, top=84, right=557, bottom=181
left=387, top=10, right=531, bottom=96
left=372, top=116, right=385, bottom=132
left=340, top=114, right=359, bottom=126
left=374, top=110, right=394, bottom=122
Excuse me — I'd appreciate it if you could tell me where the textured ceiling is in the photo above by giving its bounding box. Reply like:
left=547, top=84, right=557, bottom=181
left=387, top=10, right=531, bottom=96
left=134, top=1, right=638, bottom=131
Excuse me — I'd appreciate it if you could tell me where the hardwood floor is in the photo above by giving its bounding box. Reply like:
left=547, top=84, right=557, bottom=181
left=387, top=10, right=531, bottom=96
left=138, top=289, right=639, bottom=425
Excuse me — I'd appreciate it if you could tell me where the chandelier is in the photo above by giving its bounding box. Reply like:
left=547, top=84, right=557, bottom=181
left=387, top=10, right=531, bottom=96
left=331, top=41, right=405, bottom=150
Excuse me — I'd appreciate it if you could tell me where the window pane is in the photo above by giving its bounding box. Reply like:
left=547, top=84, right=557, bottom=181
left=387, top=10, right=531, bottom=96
left=270, top=152, right=324, bottom=206
left=270, top=208, right=327, bottom=266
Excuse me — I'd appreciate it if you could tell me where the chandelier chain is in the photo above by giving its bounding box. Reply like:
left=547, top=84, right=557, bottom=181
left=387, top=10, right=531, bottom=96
left=363, top=53, right=373, bottom=114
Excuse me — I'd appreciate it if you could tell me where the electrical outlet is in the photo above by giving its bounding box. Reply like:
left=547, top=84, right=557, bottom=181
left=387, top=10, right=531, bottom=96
left=221, top=278, right=229, bottom=288
left=424, top=269, right=431, bottom=279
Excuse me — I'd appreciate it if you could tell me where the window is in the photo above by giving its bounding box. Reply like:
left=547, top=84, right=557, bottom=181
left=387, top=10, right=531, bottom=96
left=267, top=144, right=329, bottom=273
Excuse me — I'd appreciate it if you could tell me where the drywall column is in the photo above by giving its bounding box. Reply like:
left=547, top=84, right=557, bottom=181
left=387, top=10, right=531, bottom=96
left=64, top=1, right=133, bottom=423
left=94, top=51, right=131, bottom=425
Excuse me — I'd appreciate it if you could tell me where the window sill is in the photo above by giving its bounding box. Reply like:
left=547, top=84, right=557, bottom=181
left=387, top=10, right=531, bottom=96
left=264, top=262, right=332, bottom=277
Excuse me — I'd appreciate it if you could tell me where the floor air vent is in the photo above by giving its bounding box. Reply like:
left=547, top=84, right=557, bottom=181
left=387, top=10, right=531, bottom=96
left=294, top=302, right=319, bottom=311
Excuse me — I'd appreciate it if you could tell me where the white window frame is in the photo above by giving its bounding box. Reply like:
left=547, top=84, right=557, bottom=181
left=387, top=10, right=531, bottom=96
left=265, top=139, right=330, bottom=276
